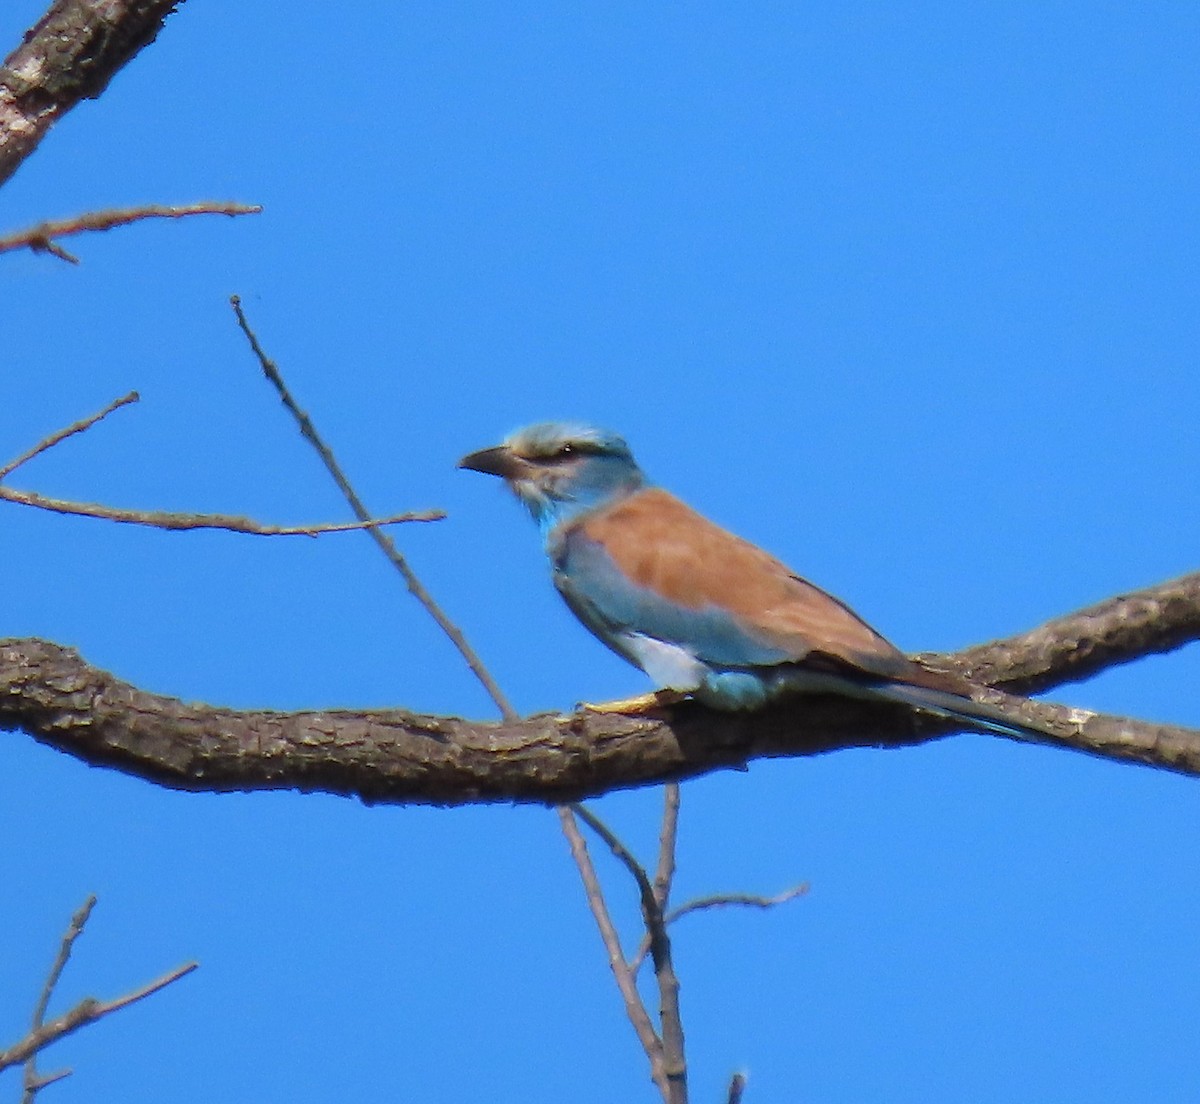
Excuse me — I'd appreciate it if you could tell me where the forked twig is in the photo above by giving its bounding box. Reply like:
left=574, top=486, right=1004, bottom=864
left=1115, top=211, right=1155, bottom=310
left=571, top=801, right=687, bottom=1103
left=0, top=202, right=261, bottom=264
left=21, top=896, right=96, bottom=1102
left=0, top=392, right=441, bottom=536
left=630, top=884, right=810, bottom=976
left=0, top=897, right=196, bottom=1078
left=0, top=963, right=198, bottom=1071
left=558, top=807, right=666, bottom=1084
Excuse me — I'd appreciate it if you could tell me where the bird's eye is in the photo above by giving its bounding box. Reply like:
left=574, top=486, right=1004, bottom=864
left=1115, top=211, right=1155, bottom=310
left=556, top=444, right=575, bottom=457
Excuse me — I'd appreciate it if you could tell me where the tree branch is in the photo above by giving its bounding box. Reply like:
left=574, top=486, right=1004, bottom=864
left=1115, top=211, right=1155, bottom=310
left=0, top=391, right=139, bottom=480
left=558, top=807, right=670, bottom=1099
left=565, top=799, right=688, bottom=1102
left=20, top=895, right=96, bottom=1102
left=653, top=783, right=681, bottom=910
left=0, top=896, right=195, bottom=1076
left=0, top=390, right=444, bottom=535
left=0, top=962, right=197, bottom=1072
left=230, top=296, right=518, bottom=721
left=937, top=570, right=1200, bottom=695
left=0, top=202, right=260, bottom=263
left=2, top=570, right=1197, bottom=804
left=0, top=484, right=443, bottom=535
left=1, top=0, right=184, bottom=189
left=630, top=884, right=809, bottom=976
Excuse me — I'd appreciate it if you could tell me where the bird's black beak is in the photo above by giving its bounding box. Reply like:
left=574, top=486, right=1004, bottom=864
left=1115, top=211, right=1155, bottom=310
left=458, top=445, right=520, bottom=478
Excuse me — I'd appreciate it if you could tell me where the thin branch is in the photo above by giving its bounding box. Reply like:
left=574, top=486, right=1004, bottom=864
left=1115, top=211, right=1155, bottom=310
left=727, top=1072, right=747, bottom=1104
left=0, top=203, right=260, bottom=264
left=557, top=807, right=669, bottom=1098
left=0, top=483, right=443, bottom=535
left=653, top=783, right=681, bottom=910
left=21, top=896, right=97, bottom=1104
left=571, top=803, right=660, bottom=915
left=571, top=802, right=687, bottom=1103
left=0, top=961, right=197, bottom=1071
left=23, top=1069, right=71, bottom=1096
left=0, top=390, right=441, bottom=536
left=29, top=897, right=95, bottom=1028
left=631, top=885, right=810, bottom=976
left=93, top=961, right=198, bottom=1018
left=229, top=295, right=517, bottom=721
left=0, top=392, right=140, bottom=481
left=0, top=925, right=196, bottom=1075
left=666, top=885, right=810, bottom=926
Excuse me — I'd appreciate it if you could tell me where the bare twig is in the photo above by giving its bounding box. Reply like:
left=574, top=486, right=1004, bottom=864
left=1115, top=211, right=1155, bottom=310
left=0, top=392, right=140, bottom=480
left=0, top=896, right=196, bottom=1077
left=667, top=885, right=811, bottom=926
left=571, top=803, right=660, bottom=912
left=0, top=961, right=197, bottom=1071
left=0, top=484, right=443, bottom=535
left=0, top=203, right=261, bottom=264
left=92, top=961, right=198, bottom=1018
left=22, top=1069, right=71, bottom=1096
left=654, top=783, right=681, bottom=910
left=29, top=898, right=95, bottom=1028
left=229, top=295, right=517, bottom=721
left=21, top=895, right=97, bottom=1103
left=558, top=807, right=669, bottom=1097
left=571, top=802, right=687, bottom=1103
left=630, top=886, right=810, bottom=975
left=727, top=1072, right=747, bottom=1104
left=0, top=392, right=443, bottom=535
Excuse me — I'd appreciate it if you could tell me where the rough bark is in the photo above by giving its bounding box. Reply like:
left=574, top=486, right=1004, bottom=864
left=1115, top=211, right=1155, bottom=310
left=0, top=0, right=182, bottom=188
left=3, top=570, right=1198, bottom=806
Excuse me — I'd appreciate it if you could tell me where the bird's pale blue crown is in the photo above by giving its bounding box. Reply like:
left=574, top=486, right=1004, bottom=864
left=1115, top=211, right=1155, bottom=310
left=458, top=421, right=646, bottom=537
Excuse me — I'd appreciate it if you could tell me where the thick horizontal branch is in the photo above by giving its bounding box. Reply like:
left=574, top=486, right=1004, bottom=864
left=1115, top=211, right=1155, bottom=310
left=2, top=571, right=1198, bottom=804
left=937, top=570, right=1200, bottom=695
left=1, top=1, right=183, bottom=188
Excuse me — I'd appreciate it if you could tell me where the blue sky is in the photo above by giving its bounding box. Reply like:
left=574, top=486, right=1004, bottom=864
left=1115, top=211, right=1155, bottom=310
left=2, top=3, right=1199, bottom=1101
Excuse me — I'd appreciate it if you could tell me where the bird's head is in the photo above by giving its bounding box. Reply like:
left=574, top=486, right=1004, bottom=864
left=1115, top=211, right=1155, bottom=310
left=459, top=422, right=646, bottom=533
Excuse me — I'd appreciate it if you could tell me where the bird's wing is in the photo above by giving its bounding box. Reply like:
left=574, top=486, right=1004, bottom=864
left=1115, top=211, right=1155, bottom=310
left=554, top=487, right=927, bottom=685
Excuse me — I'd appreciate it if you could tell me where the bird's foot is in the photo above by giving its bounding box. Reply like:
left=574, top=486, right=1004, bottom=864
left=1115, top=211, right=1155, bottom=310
left=578, top=690, right=686, bottom=715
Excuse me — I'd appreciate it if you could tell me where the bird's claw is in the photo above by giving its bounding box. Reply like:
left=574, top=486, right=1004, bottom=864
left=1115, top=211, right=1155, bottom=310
left=578, top=690, right=686, bottom=715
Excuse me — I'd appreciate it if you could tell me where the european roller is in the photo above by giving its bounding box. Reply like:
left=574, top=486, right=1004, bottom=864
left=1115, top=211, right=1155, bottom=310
left=460, top=421, right=1035, bottom=735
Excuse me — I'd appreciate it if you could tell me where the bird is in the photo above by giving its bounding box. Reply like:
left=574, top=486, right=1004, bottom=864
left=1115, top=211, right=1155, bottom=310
left=459, top=421, right=1037, bottom=736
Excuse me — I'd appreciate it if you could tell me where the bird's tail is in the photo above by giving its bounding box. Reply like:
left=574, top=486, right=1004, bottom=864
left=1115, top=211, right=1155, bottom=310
left=867, top=681, right=1045, bottom=741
